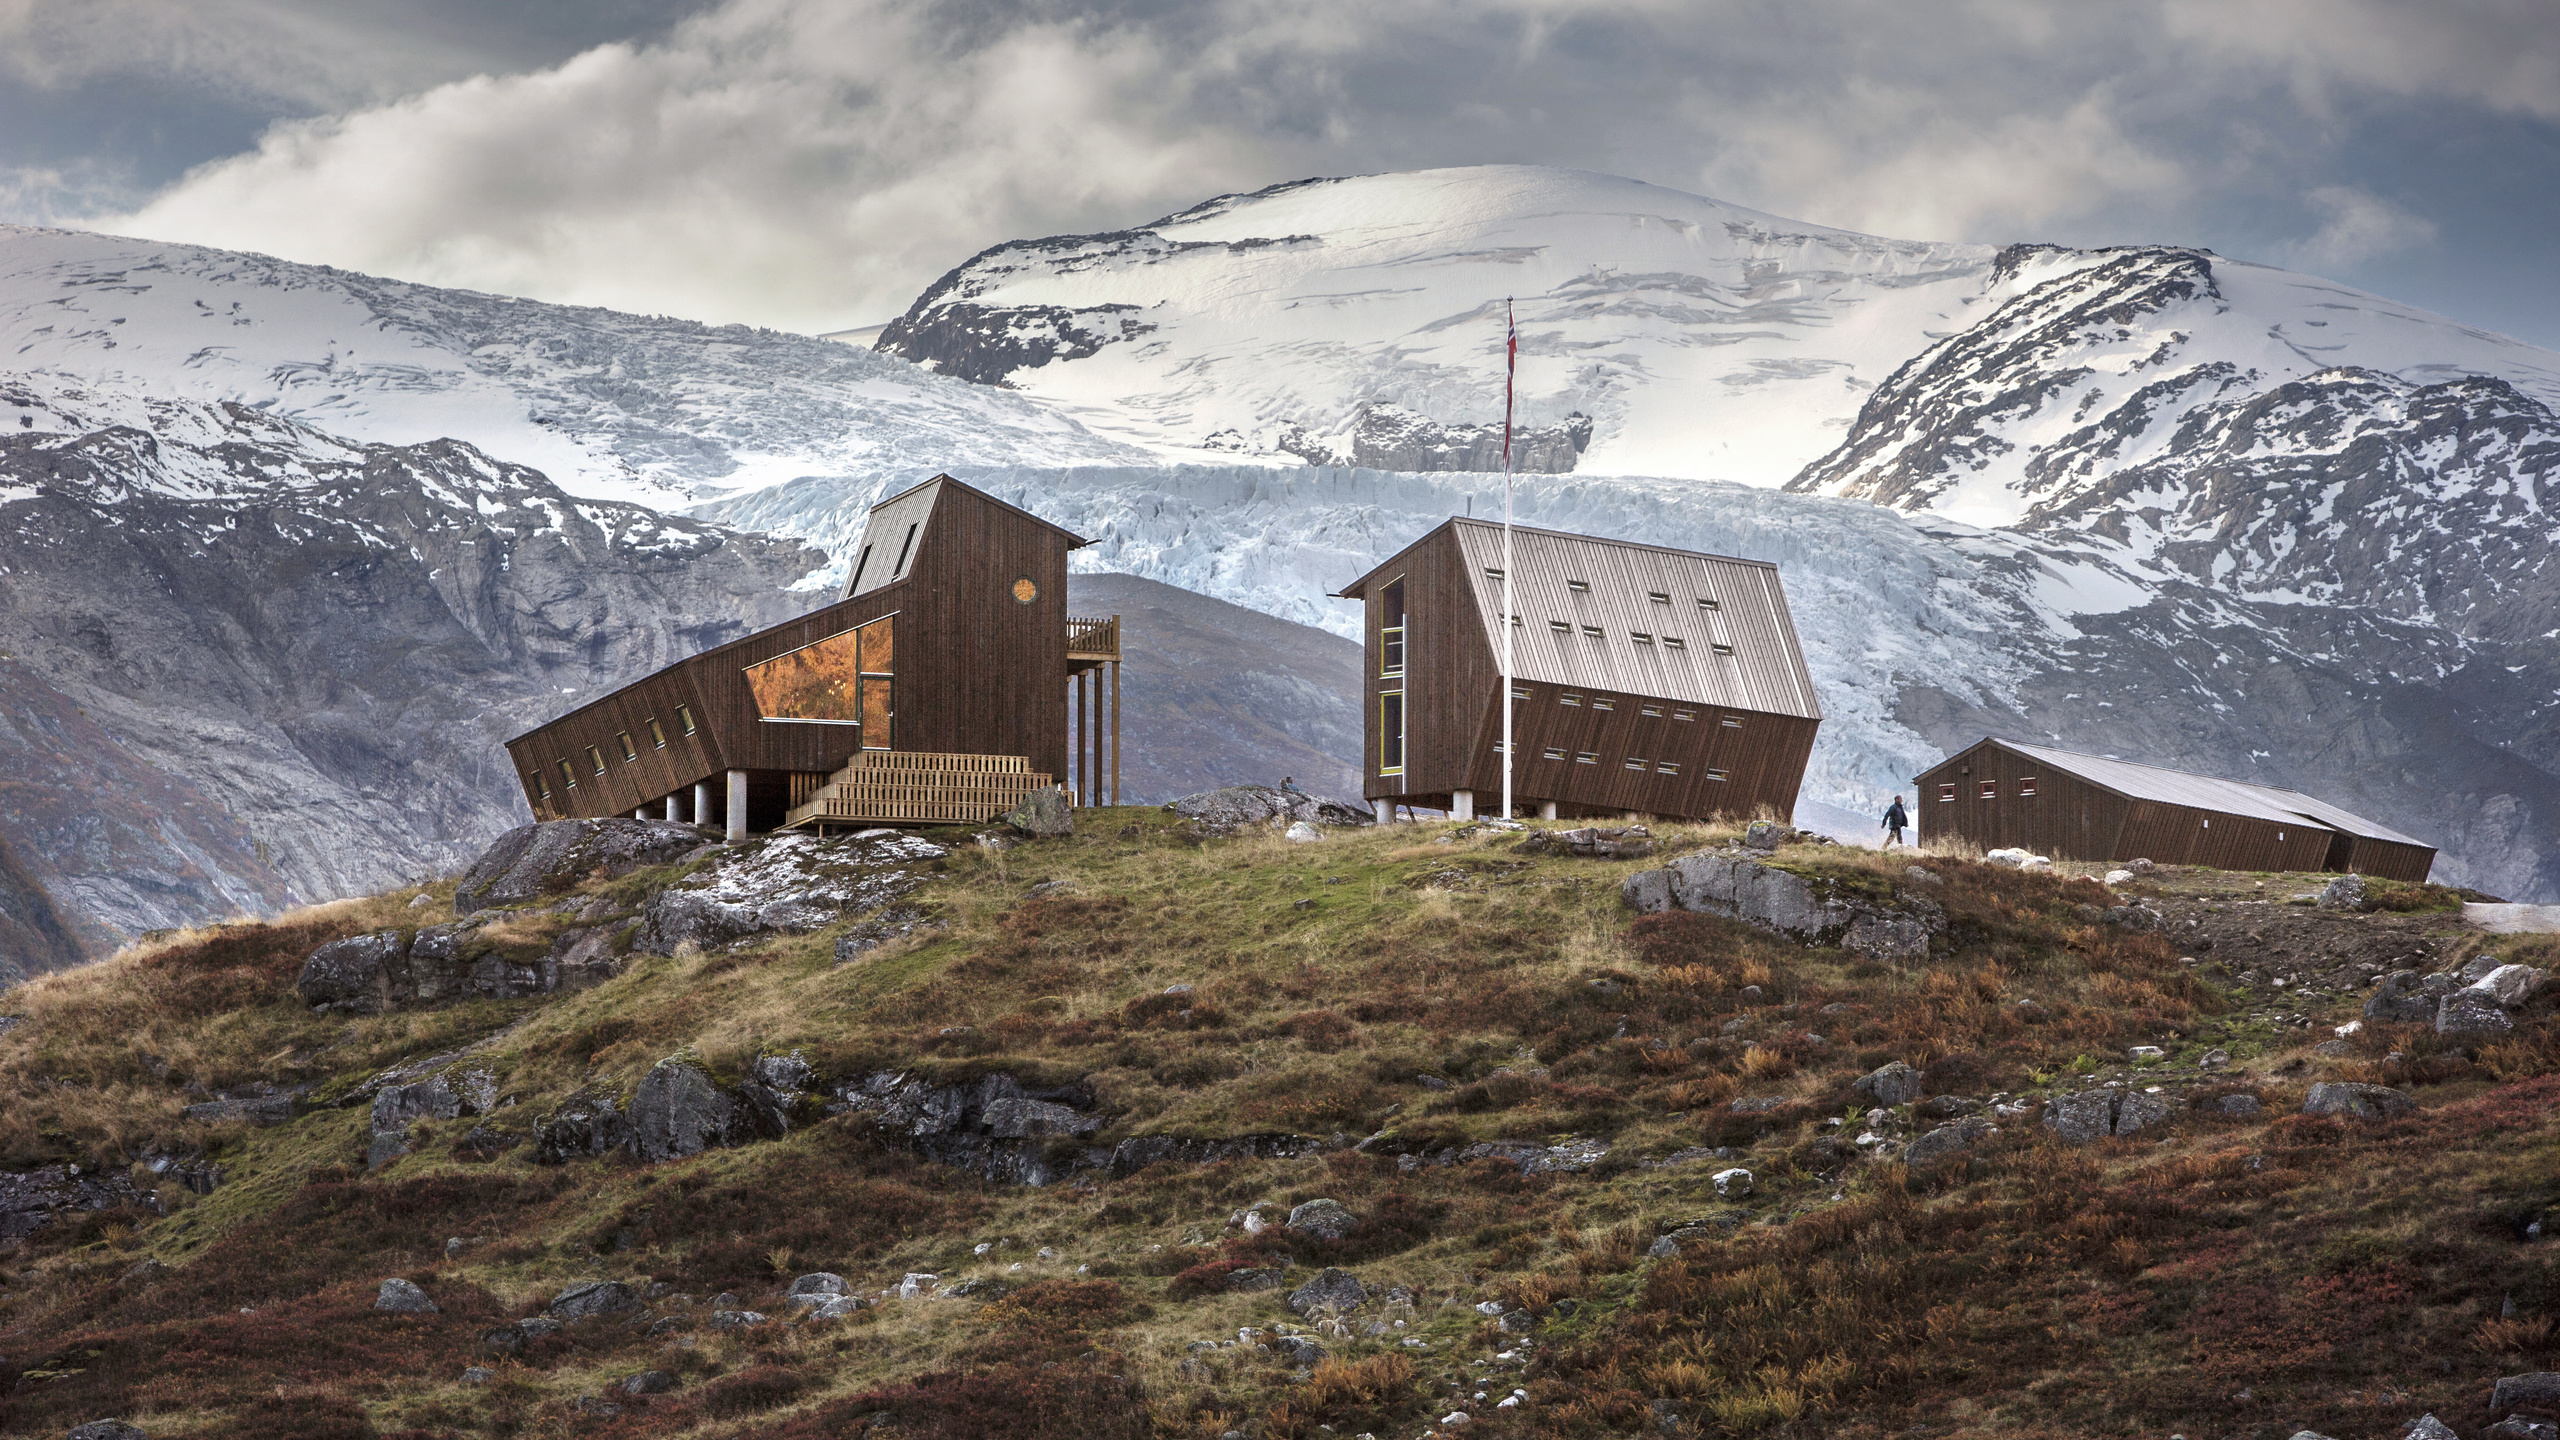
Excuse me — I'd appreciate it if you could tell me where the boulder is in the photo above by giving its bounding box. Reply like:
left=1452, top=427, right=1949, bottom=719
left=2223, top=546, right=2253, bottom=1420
left=1622, top=849, right=1944, bottom=954
left=1517, top=826, right=1655, bottom=860
left=629, top=1058, right=749, bottom=1163
left=1282, top=821, right=1323, bottom=843
left=1226, top=1268, right=1285, bottom=1293
left=788, top=1272, right=850, bottom=1298
left=2493, top=1371, right=2560, bottom=1411
left=897, top=1273, right=940, bottom=1300
left=2217, top=1094, right=2264, bottom=1117
left=807, top=1296, right=871, bottom=1319
left=66, top=1422, right=147, bottom=1440
left=1004, top=787, right=1074, bottom=839
left=533, top=1089, right=633, bottom=1165
left=548, top=1280, right=639, bottom=1320
left=1165, top=785, right=1374, bottom=835
left=1852, top=1062, right=1924, bottom=1108
left=2303, top=1082, right=2416, bottom=1121
left=296, top=931, right=412, bottom=1014
left=2476, top=964, right=2551, bottom=1007
left=622, top=1371, right=678, bottom=1396
left=454, top=818, right=706, bottom=914
left=712, top=1310, right=769, bottom=1330
left=1985, top=848, right=2050, bottom=869
left=1844, top=912, right=1933, bottom=963
left=1712, top=1167, right=1753, bottom=1197
left=2364, top=971, right=2441, bottom=1024
left=1287, top=1198, right=1358, bottom=1240
left=631, top=832, right=942, bottom=957
left=2042, top=1090, right=2118, bottom=1145
left=2114, top=1090, right=2174, bottom=1135
left=1275, top=1336, right=1329, bottom=1367
left=2439, top=987, right=2516, bottom=1038
left=375, top=1278, right=439, bottom=1314
left=1286, top=1267, right=1369, bottom=1318
left=2317, top=874, right=2367, bottom=911
left=1, top=1163, right=158, bottom=1241
left=1902, top=1117, right=1995, bottom=1166
left=2489, top=1421, right=2560, bottom=1440
left=462, top=1368, right=495, bottom=1386
left=2402, top=1416, right=2458, bottom=1440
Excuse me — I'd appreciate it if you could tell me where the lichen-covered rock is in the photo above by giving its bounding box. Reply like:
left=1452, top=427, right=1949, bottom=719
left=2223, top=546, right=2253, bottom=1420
left=1845, top=912, right=1933, bottom=963
left=533, top=1088, right=633, bottom=1165
left=548, top=1280, right=639, bottom=1320
left=375, top=1278, right=439, bottom=1313
left=2041, top=1089, right=2168, bottom=1143
left=1286, top=1198, right=1358, bottom=1240
left=1005, top=787, right=1074, bottom=838
left=1902, top=1117, right=1995, bottom=1166
left=2317, top=873, right=2367, bottom=911
left=1622, top=849, right=1942, bottom=955
left=2303, top=1081, right=2416, bottom=1120
left=1853, top=1062, right=1923, bottom=1108
left=296, top=931, right=412, bottom=1013
left=1712, top=1167, right=1753, bottom=1197
left=1517, top=825, right=1654, bottom=859
left=2438, top=987, right=2516, bottom=1038
left=629, top=1058, right=749, bottom=1162
left=633, top=832, right=943, bottom=956
left=454, top=818, right=707, bottom=914
left=1166, top=785, right=1374, bottom=835
left=65, top=1422, right=149, bottom=1440
left=2114, top=1090, right=2175, bottom=1135
left=2474, top=964, right=2550, bottom=1007
left=2493, top=1372, right=2560, bottom=1411
left=1286, top=1267, right=1369, bottom=1317
left=0, top=1164, right=157, bottom=1240
left=2365, top=971, right=2441, bottom=1023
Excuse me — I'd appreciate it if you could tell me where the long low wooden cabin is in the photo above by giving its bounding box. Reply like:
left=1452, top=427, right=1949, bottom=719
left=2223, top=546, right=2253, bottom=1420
left=503, top=475, right=1126, bottom=836
left=1335, top=517, right=1821, bottom=823
left=1914, top=737, right=2436, bottom=882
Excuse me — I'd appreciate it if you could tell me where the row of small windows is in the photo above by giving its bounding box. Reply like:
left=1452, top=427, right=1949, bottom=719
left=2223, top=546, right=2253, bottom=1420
left=1488, top=568, right=1721, bottom=613
left=1940, top=776, right=2038, bottom=801
left=1532, top=745, right=1726, bottom=781
left=1534, top=617, right=1732, bottom=655
left=532, top=704, right=696, bottom=802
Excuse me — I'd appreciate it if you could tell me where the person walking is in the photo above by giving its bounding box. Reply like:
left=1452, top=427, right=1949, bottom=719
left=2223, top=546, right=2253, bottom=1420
left=1881, top=794, right=1909, bottom=849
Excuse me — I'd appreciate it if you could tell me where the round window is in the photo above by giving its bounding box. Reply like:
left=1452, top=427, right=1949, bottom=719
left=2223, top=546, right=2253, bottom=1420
left=1012, top=577, right=1038, bottom=604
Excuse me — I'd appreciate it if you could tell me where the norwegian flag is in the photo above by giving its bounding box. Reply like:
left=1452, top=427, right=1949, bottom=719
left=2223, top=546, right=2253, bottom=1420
left=1502, top=298, right=1517, bottom=467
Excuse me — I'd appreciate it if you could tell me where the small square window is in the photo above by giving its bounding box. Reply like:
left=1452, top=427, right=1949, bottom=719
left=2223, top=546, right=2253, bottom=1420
left=1511, top=683, right=1532, bottom=699
left=1711, top=642, right=1735, bottom=656
left=1672, top=708, right=1697, bottom=722
left=1560, top=692, right=1582, bottom=707
left=1592, top=698, right=1615, bottom=712
left=1484, top=567, right=1505, bottom=580
left=1624, top=756, right=1648, bottom=770
left=1939, top=783, right=1956, bottom=802
left=677, top=704, right=697, bottom=735
left=1979, top=781, right=1997, bottom=800
left=587, top=745, right=607, bottom=776
left=1631, top=631, right=1654, bottom=645
left=1543, top=746, right=1566, bottom=761
left=1549, top=619, right=1571, bottom=633
left=558, top=759, right=578, bottom=790
left=533, top=773, right=551, bottom=800
left=1721, top=716, right=1743, bottom=729
left=1639, top=704, right=1663, bottom=718
left=1509, top=614, right=1524, bottom=627
left=1575, top=751, right=1600, bottom=764
left=1581, top=625, right=1603, bottom=638
left=1656, top=761, right=1680, bottom=776
left=1698, top=598, right=1722, bottom=612
left=1648, top=591, right=1671, bottom=604
left=1663, top=636, right=1686, bottom=650
left=2019, top=777, right=2038, bottom=796
left=1567, top=579, right=1590, bottom=593
left=646, top=717, right=668, bottom=748
left=1705, top=767, right=1729, bottom=781
left=616, top=732, right=637, bottom=763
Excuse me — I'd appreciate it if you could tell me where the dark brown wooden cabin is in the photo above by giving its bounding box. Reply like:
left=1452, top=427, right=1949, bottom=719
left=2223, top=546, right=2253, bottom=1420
left=1335, top=518, right=1821, bottom=823
left=503, top=475, right=1125, bottom=836
left=1912, top=737, right=2435, bottom=881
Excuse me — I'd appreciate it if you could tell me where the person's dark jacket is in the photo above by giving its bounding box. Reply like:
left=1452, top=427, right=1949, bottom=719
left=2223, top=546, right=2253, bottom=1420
left=1883, top=800, right=1908, bottom=831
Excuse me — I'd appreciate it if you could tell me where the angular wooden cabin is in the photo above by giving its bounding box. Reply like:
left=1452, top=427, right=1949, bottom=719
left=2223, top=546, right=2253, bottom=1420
left=1913, top=737, right=2435, bottom=881
left=503, top=475, right=1124, bottom=837
left=1335, top=518, right=1821, bottom=822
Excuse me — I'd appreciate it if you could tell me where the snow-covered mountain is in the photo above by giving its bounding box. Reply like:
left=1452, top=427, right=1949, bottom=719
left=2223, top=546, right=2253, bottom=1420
left=874, top=167, right=2560, bottom=487
left=0, top=226, right=1145, bottom=508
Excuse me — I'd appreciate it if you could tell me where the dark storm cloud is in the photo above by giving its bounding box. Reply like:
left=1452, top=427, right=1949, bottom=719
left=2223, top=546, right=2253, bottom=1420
left=5, top=0, right=2554, bottom=346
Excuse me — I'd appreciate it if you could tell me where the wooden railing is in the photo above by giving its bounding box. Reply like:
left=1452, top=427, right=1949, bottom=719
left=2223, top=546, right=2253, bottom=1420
left=1066, top=614, right=1121, bottom=660
left=782, top=750, right=1054, bottom=830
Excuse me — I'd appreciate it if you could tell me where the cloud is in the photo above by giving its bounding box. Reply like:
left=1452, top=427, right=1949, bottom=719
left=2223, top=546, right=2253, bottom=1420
left=64, top=0, right=2560, bottom=333
left=2283, top=184, right=2439, bottom=272
left=2163, top=0, right=2560, bottom=121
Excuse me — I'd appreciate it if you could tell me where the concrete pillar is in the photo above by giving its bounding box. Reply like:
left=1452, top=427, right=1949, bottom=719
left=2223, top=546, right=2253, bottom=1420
left=631, top=808, right=644, bottom=821
left=663, top=795, right=679, bottom=821
left=726, top=769, right=749, bottom=842
left=693, top=781, right=711, bottom=827
left=1540, top=800, right=1558, bottom=821
left=1451, top=789, right=1475, bottom=821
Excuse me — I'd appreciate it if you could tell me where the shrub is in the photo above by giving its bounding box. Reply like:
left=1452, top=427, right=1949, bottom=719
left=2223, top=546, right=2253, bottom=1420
left=701, top=1363, right=811, bottom=1418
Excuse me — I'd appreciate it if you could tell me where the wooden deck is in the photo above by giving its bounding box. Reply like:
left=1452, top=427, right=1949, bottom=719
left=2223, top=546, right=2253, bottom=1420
left=782, top=750, right=1057, bottom=830
left=1066, top=614, right=1121, bottom=671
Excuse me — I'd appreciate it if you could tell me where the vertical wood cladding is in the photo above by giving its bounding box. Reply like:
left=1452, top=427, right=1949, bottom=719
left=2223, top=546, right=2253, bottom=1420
left=1345, top=519, right=1820, bottom=822
left=507, top=475, right=1084, bottom=823
left=1913, top=737, right=2431, bottom=879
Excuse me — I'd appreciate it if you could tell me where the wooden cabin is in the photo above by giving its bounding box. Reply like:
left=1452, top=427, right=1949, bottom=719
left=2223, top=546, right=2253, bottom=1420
left=1334, top=518, right=1821, bottom=822
left=503, top=475, right=1125, bottom=837
left=1913, top=737, right=2436, bottom=881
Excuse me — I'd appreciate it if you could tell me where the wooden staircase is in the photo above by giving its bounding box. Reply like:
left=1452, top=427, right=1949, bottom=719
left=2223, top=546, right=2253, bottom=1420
left=782, top=750, right=1056, bottom=831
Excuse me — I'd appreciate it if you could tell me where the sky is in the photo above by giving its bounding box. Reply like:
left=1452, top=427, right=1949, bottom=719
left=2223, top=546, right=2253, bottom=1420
left=3, top=0, right=2556, bottom=348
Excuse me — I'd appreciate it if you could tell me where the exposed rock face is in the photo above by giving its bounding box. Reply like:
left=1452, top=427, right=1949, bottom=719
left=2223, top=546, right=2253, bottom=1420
left=548, top=1280, right=639, bottom=1320
left=1275, top=401, right=1592, bottom=474
left=534, top=1089, right=634, bottom=1165
left=1902, top=1117, right=1995, bottom=1166
left=830, top=1070, right=1106, bottom=1185
left=1853, top=1062, right=1923, bottom=1108
left=375, top=1278, right=439, bottom=1314
left=297, top=922, right=628, bottom=1014
left=1517, top=826, right=1654, bottom=859
left=2042, top=1088, right=2174, bottom=1144
left=454, top=819, right=707, bottom=914
left=1285, top=1268, right=1369, bottom=1318
left=629, top=1058, right=754, bottom=1163
left=0, top=378, right=824, bottom=968
left=1167, top=785, right=1374, bottom=835
left=0, top=1164, right=156, bottom=1239
left=2303, top=1082, right=2416, bottom=1121
left=1286, top=1198, right=1357, bottom=1240
left=1622, top=850, right=1944, bottom=961
left=632, top=832, right=945, bottom=956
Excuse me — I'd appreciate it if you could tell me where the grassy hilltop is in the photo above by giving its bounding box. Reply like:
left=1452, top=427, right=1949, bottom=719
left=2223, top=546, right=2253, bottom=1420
left=1, top=812, right=2555, bottom=1440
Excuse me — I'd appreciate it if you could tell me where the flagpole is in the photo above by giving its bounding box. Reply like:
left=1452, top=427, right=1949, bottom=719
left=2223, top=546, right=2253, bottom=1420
left=1501, top=298, right=1515, bottom=825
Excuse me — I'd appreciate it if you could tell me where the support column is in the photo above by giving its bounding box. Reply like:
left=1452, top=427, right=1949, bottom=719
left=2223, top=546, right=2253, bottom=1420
left=663, top=796, right=679, bottom=821
left=1451, top=789, right=1476, bottom=821
left=1540, top=801, right=1558, bottom=821
left=726, top=769, right=748, bottom=842
left=693, top=781, right=711, bottom=827
left=1070, top=675, right=1084, bottom=807
left=1110, top=657, right=1121, bottom=806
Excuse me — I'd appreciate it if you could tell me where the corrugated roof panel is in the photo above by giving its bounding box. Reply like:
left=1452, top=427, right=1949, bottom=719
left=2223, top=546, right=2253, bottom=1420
left=1993, top=740, right=2344, bottom=833
left=1448, top=519, right=1820, bottom=720
left=2251, top=786, right=2431, bottom=850
left=845, top=478, right=942, bottom=599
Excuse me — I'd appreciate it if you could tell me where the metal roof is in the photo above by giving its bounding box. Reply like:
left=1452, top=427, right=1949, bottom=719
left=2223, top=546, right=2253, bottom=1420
left=842, top=474, right=1091, bottom=600
left=1346, top=517, right=1820, bottom=720
left=1963, top=739, right=2428, bottom=848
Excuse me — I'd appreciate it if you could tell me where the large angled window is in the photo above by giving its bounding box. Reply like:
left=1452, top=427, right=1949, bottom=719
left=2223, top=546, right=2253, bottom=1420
left=744, top=613, right=894, bottom=747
